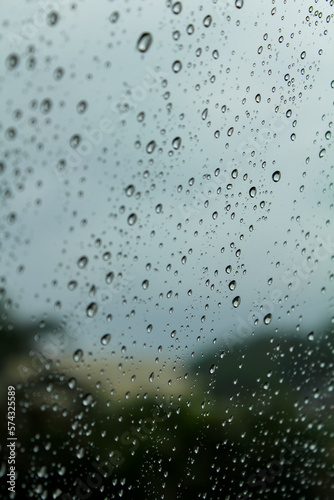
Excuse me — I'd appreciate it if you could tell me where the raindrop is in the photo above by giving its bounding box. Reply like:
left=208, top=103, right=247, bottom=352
left=187, top=24, right=194, bottom=35
left=149, top=372, right=154, bottom=382
left=86, top=302, right=98, bottom=318
left=53, top=67, right=64, bottom=80
left=106, top=272, right=115, bottom=284
left=76, top=100, right=88, bottom=114
left=82, top=394, right=94, bottom=407
left=212, top=211, right=218, bottom=220
left=307, top=331, right=315, bottom=342
left=300, top=51, right=306, bottom=59
left=249, top=187, right=257, bottom=198
left=125, top=184, right=135, bottom=197
left=40, top=99, right=52, bottom=114
left=73, top=349, right=83, bottom=362
left=272, top=171, right=281, bottom=182
left=255, top=93, right=261, bottom=103
left=232, top=296, right=241, bottom=308
left=137, top=32, right=153, bottom=53
left=101, top=333, right=111, bottom=346
left=155, top=203, right=163, bottom=213
left=142, top=279, right=149, bottom=290
left=68, top=280, right=77, bottom=291
left=109, top=11, right=119, bottom=23
left=146, top=140, right=156, bottom=154
left=229, top=280, right=237, bottom=291
left=264, top=313, right=272, bottom=325
left=127, top=213, right=137, bottom=226
left=172, top=60, right=182, bottom=73
left=209, top=364, right=216, bottom=374
left=203, top=15, right=212, bottom=27
left=172, top=1, right=182, bottom=14
left=6, top=54, right=19, bottom=70
left=47, top=11, right=58, bottom=26
left=77, top=256, right=88, bottom=269
left=319, top=148, right=326, bottom=158
left=172, top=137, right=182, bottom=150
left=235, top=0, right=244, bottom=8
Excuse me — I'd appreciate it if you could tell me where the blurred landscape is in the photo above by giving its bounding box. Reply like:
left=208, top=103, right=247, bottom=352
left=1, top=301, right=333, bottom=499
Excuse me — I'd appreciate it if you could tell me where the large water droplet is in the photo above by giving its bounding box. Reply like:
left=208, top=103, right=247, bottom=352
left=172, top=1, right=182, bottom=14
left=146, top=140, right=156, bottom=154
left=249, top=187, right=257, bottom=198
left=172, top=137, right=181, bottom=150
left=137, top=32, right=153, bottom=53
left=235, top=0, right=244, bottom=8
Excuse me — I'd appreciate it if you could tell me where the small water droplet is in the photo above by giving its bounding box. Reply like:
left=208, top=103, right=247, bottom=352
left=106, top=272, right=115, bottom=284
left=229, top=280, right=237, bottom=291
left=209, top=364, right=216, bottom=374
left=235, top=0, right=244, bottom=8
left=125, top=184, right=135, bottom=196
left=82, top=393, right=94, bottom=407
left=255, top=93, right=261, bottom=103
left=319, top=148, right=326, bottom=158
left=109, top=11, right=119, bottom=23
left=47, top=11, right=58, bottom=26
left=149, top=372, right=154, bottom=382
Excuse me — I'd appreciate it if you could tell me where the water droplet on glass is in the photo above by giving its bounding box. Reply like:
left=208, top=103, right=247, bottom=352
left=319, top=148, right=326, bottom=158
left=264, top=313, right=272, bottom=325
left=229, top=280, right=237, bottom=291
left=232, top=296, right=241, bottom=308
left=209, top=364, right=216, bottom=374
left=101, top=333, right=111, bottom=346
left=149, top=372, right=154, bottom=382
left=82, top=393, right=94, bottom=407
left=255, top=93, right=261, bottom=103
left=77, top=256, right=88, bottom=269
left=172, top=60, right=182, bottom=73
left=86, top=302, right=98, bottom=318
left=308, top=331, right=315, bottom=342
left=272, top=171, right=281, bottom=182
left=6, top=54, right=19, bottom=70
left=203, top=15, right=212, bottom=27
left=76, top=100, right=87, bottom=114
left=249, top=187, right=257, bottom=198
left=47, top=11, right=58, bottom=26
left=172, top=137, right=181, bottom=150
left=235, top=0, right=244, bottom=8
left=125, top=184, right=135, bottom=196
left=300, top=51, right=306, bottom=59
left=127, top=213, right=137, bottom=226
left=137, top=32, right=153, bottom=53
left=109, top=11, right=119, bottom=23
left=73, top=349, right=83, bottom=362
left=172, top=1, right=182, bottom=14
left=142, top=279, right=149, bottom=290
left=106, top=272, right=115, bottom=284
left=146, top=140, right=156, bottom=154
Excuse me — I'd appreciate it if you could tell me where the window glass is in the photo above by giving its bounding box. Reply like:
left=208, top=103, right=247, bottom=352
left=1, top=1, right=333, bottom=498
